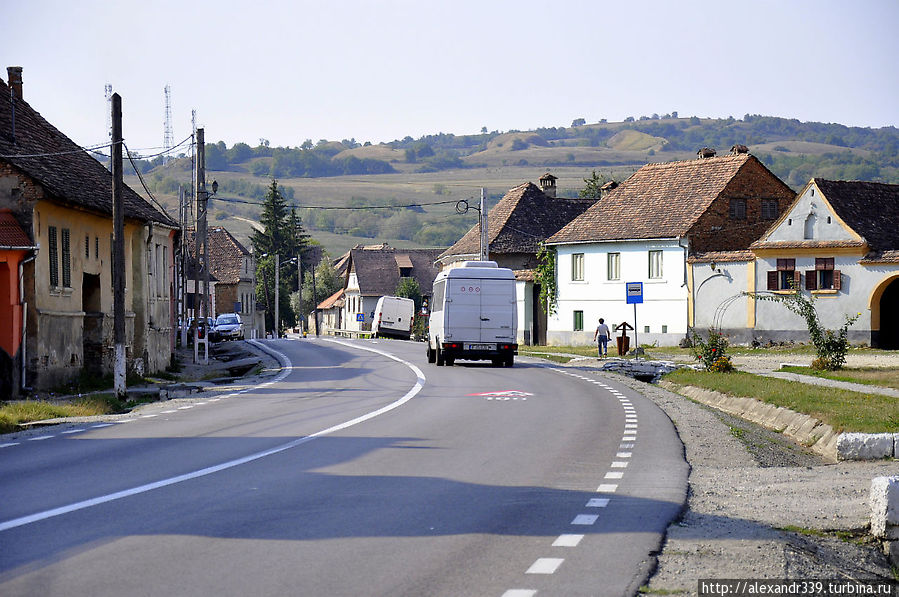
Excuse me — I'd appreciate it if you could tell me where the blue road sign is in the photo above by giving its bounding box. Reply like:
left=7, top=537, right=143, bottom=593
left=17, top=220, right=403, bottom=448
left=356, top=313, right=365, bottom=322
left=626, top=282, right=644, bottom=304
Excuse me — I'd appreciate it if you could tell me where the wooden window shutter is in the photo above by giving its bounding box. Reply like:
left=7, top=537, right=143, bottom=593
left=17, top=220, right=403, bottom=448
left=793, top=270, right=802, bottom=289
left=805, top=271, right=817, bottom=290
left=767, top=270, right=778, bottom=290
left=833, top=270, right=841, bottom=290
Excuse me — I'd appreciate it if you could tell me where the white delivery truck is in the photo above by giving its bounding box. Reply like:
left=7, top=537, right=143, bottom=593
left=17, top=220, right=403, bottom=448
left=372, top=295, right=415, bottom=339
left=427, top=261, right=518, bottom=367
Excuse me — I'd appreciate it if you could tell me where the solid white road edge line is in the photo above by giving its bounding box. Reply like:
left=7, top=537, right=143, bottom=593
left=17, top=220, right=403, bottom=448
left=0, top=340, right=426, bottom=533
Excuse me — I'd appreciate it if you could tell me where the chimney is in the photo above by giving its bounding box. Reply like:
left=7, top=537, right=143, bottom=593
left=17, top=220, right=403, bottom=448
left=731, top=144, right=749, bottom=155
left=7, top=66, right=23, bottom=100
left=539, top=172, right=557, bottom=198
left=697, top=147, right=716, bottom=159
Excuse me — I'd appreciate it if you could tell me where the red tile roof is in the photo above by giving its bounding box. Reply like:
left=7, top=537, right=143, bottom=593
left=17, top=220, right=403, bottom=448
left=549, top=154, right=762, bottom=244
left=0, top=209, right=32, bottom=247
left=440, top=182, right=594, bottom=259
left=0, top=76, right=176, bottom=227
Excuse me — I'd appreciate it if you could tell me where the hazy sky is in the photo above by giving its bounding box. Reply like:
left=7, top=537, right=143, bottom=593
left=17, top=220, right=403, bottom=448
left=4, top=0, right=898, bottom=154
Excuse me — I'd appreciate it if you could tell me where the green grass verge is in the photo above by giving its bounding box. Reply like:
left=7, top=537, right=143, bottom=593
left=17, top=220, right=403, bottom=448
left=664, top=369, right=899, bottom=433
left=0, top=392, right=162, bottom=435
left=0, top=396, right=118, bottom=434
left=780, top=366, right=899, bottom=390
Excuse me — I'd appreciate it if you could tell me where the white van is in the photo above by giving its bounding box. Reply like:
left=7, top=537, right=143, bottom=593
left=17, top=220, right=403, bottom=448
left=372, top=296, right=415, bottom=339
left=427, top=261, right=517, bottom=367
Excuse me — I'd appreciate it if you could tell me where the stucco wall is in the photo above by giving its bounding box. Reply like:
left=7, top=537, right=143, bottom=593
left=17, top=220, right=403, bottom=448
left=548, top=239, right=689, bottom=347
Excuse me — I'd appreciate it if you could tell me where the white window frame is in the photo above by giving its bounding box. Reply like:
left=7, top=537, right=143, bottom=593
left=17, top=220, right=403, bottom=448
left=648, top=250, right=663, bottom=279
left=607, top=252, right=620, bottom=281
left=571, top=253, right=585, bottom=281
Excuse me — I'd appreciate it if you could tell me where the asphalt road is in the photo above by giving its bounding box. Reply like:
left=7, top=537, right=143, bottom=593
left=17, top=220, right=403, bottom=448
left=0, top=338, right=688, bottom=597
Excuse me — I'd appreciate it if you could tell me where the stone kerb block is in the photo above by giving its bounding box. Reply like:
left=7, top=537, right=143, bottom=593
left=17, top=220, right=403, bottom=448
left=871, top=476, right=899, bottom=540
left=837, top=432, right=895, bottom=461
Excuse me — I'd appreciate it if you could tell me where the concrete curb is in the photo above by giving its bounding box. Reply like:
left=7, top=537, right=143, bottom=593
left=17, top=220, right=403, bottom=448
left=659, top=381, right=893, bottom=462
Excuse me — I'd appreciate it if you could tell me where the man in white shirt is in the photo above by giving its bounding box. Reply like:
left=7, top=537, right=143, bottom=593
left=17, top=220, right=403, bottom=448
left=593, top=317, right=610, bottom=358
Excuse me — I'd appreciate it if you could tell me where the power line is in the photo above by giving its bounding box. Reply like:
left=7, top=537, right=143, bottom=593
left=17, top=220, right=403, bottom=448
left=124, top=142, right=176, bottom=222
left=213, top=195, right=464, bottom=210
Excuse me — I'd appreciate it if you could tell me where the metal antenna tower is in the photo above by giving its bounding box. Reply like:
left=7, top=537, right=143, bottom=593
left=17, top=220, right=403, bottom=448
left=163, top=84, right=174, bottom=164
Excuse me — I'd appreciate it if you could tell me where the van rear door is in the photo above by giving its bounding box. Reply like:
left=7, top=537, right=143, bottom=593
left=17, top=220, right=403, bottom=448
left=479, top=279, right=515, bottom=342
left=445, top=278, right=481, bottom=340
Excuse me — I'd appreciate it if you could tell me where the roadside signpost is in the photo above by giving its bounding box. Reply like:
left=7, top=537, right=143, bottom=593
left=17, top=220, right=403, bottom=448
left=626, top=282, right=643, bottom=357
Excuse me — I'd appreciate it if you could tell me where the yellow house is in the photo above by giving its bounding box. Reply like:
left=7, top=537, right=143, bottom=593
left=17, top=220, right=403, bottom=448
left=0, top=67, right=178, bottom=394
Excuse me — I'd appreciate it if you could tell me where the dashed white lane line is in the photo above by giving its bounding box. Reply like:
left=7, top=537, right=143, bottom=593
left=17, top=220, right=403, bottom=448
left=526, top=558, right=565, bottom=574
left=553, top=534, right=585, bottom=547
left=61, top=429, right=86, bottom=434
left=0, top=442, right=21, bottom=448
left=571, top=514, right=599, bottom=525
left=597, top=483, right=618, bottom=492
left=616, top=452, right=632, bottom=458
left=177, top=406, right=195, bottom=410
left=91, top=423, right=114, bottom=429
left=611, top=461, right=629, bottom=468
left=27, top=435, right=55, bottom=441
left=502, top=590, right=537, bottom=597
left=586, top=498, right=610, bottom=508
left=604, top=471, right=625, bottom=480
left=160, top=410, right=177, bottom=414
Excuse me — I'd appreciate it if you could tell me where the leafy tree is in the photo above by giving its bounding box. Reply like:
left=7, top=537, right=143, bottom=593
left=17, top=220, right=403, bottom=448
left=535, top=243, right=557, bottom=316
left=579, top=170, right=608, bottom=199
left=395, top=277, right=422, bottom=311
left=301, top=256, right=342, bottom=316
left=571, top=118, right=586, bottom=127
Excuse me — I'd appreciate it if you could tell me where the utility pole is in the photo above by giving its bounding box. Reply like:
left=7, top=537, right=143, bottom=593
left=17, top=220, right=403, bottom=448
left=111, top=93, right=126, bottom=399
left=479, top=187, right=489, bottom=261
left=195, top=128, right=209, bottom=363
left=311, top=258, right=318, bottom=337
left=178, top=185, right=187, bottom=347
left=274, top=253, right=280, bottom=338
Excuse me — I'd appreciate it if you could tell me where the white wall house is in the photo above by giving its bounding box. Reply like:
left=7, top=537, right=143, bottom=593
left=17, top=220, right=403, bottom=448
left=551, top=239, right=689, bottom=346
left=546, top=152, right=797, bottom=349
left=692, top=179, right=899, bottom=348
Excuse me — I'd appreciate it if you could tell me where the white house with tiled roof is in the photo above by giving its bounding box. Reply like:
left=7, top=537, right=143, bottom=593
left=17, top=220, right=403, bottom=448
left=692, top=178, right=899, bottom=348
left=438, top=178, right=594, bottom=345
left=545, top=150, right=795, bottom=348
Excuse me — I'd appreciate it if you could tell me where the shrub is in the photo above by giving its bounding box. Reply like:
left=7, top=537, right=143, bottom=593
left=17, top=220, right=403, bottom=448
left=746, top=288, right=859, bottom=370
left=690, top=329, right=734, bottom=372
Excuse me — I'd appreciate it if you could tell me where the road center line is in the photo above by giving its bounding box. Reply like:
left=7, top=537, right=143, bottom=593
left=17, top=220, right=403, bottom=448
left=0, top=341, right=425, bottom=533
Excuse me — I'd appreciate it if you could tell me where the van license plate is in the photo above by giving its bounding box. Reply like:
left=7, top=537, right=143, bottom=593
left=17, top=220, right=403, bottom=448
left=467, top=343, right=492, bottom=351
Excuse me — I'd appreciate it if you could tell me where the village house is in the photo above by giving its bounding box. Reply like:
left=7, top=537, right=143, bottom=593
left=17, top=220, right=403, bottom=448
left=545, top=149, right=795, bottom=347
left=437, top=174, right=595, bottom=345
left=691, top=178, right=899, bottom=348
left=342, top=244, right=442, bottom=333
left=0, top=67, right=178, bottom=395
left=185, top=226, right=262, bottom=338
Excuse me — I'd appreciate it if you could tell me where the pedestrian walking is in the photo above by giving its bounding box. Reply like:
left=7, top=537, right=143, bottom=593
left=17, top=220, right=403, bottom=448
left=593, top=317, right=610, bottom=358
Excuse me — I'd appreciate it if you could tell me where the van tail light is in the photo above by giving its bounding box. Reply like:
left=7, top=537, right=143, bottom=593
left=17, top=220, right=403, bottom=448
left=442, top=342, right=462, bottom=350
left=500, top=343, right=517, bottom=351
